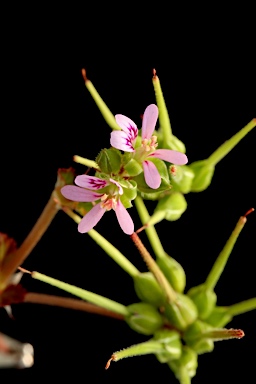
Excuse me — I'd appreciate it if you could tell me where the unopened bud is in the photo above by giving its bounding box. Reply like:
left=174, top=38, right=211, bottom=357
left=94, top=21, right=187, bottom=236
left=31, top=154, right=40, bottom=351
left=96, top=148, right=122, bottom=174
left=168, top=346, right=198, bottom=381
left=153, top=192, right=187, bottom=222
left=125, top=302, right=164, bottom=335
left=183, top=320, right=214, bottom=354
left=189, top=160, right=215, bottom=192
left=153, top=329, right=182, bottom=363
left=169, top=165, right=195, bottom=194
left=133, top=272, right=166, bottom=306
left=187, top=284, right=217, bottom=319
left=156, top=253, right=186, bottom=293
left=164, top=293, right=198, bottom=331
left=123, top=158, right=143, bottom=177
left=204, top=306, right=232, bottom=327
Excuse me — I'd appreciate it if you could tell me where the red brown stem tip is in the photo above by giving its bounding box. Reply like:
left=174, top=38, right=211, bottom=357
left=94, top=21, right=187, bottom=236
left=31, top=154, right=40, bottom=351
left=81, top=68, right=87, bottom=81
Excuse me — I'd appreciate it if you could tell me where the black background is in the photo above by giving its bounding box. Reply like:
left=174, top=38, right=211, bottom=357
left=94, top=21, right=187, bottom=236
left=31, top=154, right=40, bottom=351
left=1, top=9, right=256, bottom=383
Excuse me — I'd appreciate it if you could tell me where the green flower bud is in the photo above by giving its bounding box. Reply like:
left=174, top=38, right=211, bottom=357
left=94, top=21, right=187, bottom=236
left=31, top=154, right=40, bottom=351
left=125, top=302, right=164, bottom=335
left=153, top=192, right=187, bottom=222
left=169, top=165, right=195, bottom=194
left=168, top=346, right=198, bottom=381
left=133, top=272, right=166, bottom=306
left=134, top=172, right=172, bottom=200
left=156, top=253, right=186, bottom=293
left=95, top=148, right=122, bottom=174
left=164, top=293, right=198, bottom=331
left=153, top=329, right=182, bottom=363
left=187, top=284, right=217, bottom=319
left=123, top=158, right=143, bottom=177
left=189, top=160, right=215, bottom=192
left=183, top=320, right=215, bottom=354
left=204, top=306, right=232, bottom=327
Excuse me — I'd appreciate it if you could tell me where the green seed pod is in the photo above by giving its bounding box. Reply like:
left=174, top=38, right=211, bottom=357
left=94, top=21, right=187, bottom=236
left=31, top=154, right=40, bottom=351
left=133, top=272, right=166, bottom=306
left=95, top=148, right=122, bottom=174
left=153, top=329, right=182, bottom=363
left=187, top=284, right=217, bottom=319
left=204, top=306, right=233, bottom=327
left=152, top=72, right=186, bottom=154
left=169, top=165, right=195, bottom=194
left=183, top=320, right=214, bottom=354
left=156, top=253, right=186, bottom=293
left=82, top=71, right=121, bottom=131
left=164, top=293, right=198, bottom=331
left=125, top=302, right=164, bottom=335
left=154, top=192, right=187, bottom=221
left=189, top=119, right=256, bottom=192
left=189, top=160, right=215, bottom=192
left=168, top=346, right=198, bottom=381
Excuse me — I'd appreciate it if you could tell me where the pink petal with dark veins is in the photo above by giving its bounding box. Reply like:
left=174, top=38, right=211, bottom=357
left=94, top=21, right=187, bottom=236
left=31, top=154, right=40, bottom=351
left=61, top=185, right=103, bottom=202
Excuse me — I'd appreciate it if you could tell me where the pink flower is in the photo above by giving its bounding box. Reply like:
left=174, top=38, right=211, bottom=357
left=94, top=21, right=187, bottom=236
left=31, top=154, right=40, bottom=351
left=110, top=104, right=188, bottom=189
left=61, top=175, right=134, bottom=235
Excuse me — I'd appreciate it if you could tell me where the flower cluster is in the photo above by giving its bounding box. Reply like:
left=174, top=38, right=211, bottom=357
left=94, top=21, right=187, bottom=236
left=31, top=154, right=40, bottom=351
left=61, top=104, right=188, bottom=234
left=61, top=175, right=134, bottom=234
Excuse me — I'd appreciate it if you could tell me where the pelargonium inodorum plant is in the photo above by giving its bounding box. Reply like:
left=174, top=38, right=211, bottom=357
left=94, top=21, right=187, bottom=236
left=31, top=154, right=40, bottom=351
left=0, top=69, right=255, bottom=383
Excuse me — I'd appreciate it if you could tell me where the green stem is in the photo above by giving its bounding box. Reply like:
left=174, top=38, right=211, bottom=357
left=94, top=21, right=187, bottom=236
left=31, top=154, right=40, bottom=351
left=130, top=232, right=177, bottom=303
left=134, top=196, right=166, bottom=259
left=226, top=298, right=256, bottom=317
left=62, top=207, right=139, bottom=277
left=31, top=271, right=129, bottom=317
left=207, top=119, right=256, bottom=166
left=24, top=292, right=124, bottom=320
left=0, top=194, right=59, bottom=290
left=205, top=215, right=247, bottom=290
left=179, top=367, right=191, bottom=384
left=88, top=229, right=139, bottom=277
left=73, top=155, right=100, bottom=170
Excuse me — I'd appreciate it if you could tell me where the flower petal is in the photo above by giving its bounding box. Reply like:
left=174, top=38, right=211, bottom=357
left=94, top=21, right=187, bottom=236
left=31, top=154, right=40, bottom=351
left=78, top=203, right=106, bottom=233
left=114, top=200, right=134, bottom=235
left=61, top=185, right=103, bottom=202
left=111, top=114, right=138, bottom=152
left=75, top=175, right=108, bottom=190
left=149, top=149, right=188, bottom=165
left=109, top=178, right=123, bottom=195
left=115, top=114, right=138, bottom=135
left=141, top=104, right=158, bottom=140
left=142, top=160, right=161, bottom=189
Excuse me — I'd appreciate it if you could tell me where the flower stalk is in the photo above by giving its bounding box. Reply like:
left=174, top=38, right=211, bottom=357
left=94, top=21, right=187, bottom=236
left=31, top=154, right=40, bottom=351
left=0, top=194, right=59, bottom=290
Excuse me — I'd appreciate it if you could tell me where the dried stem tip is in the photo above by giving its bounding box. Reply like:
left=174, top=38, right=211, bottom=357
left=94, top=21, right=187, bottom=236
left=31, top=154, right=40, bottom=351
left=81, top=68, right=87, bottom=81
